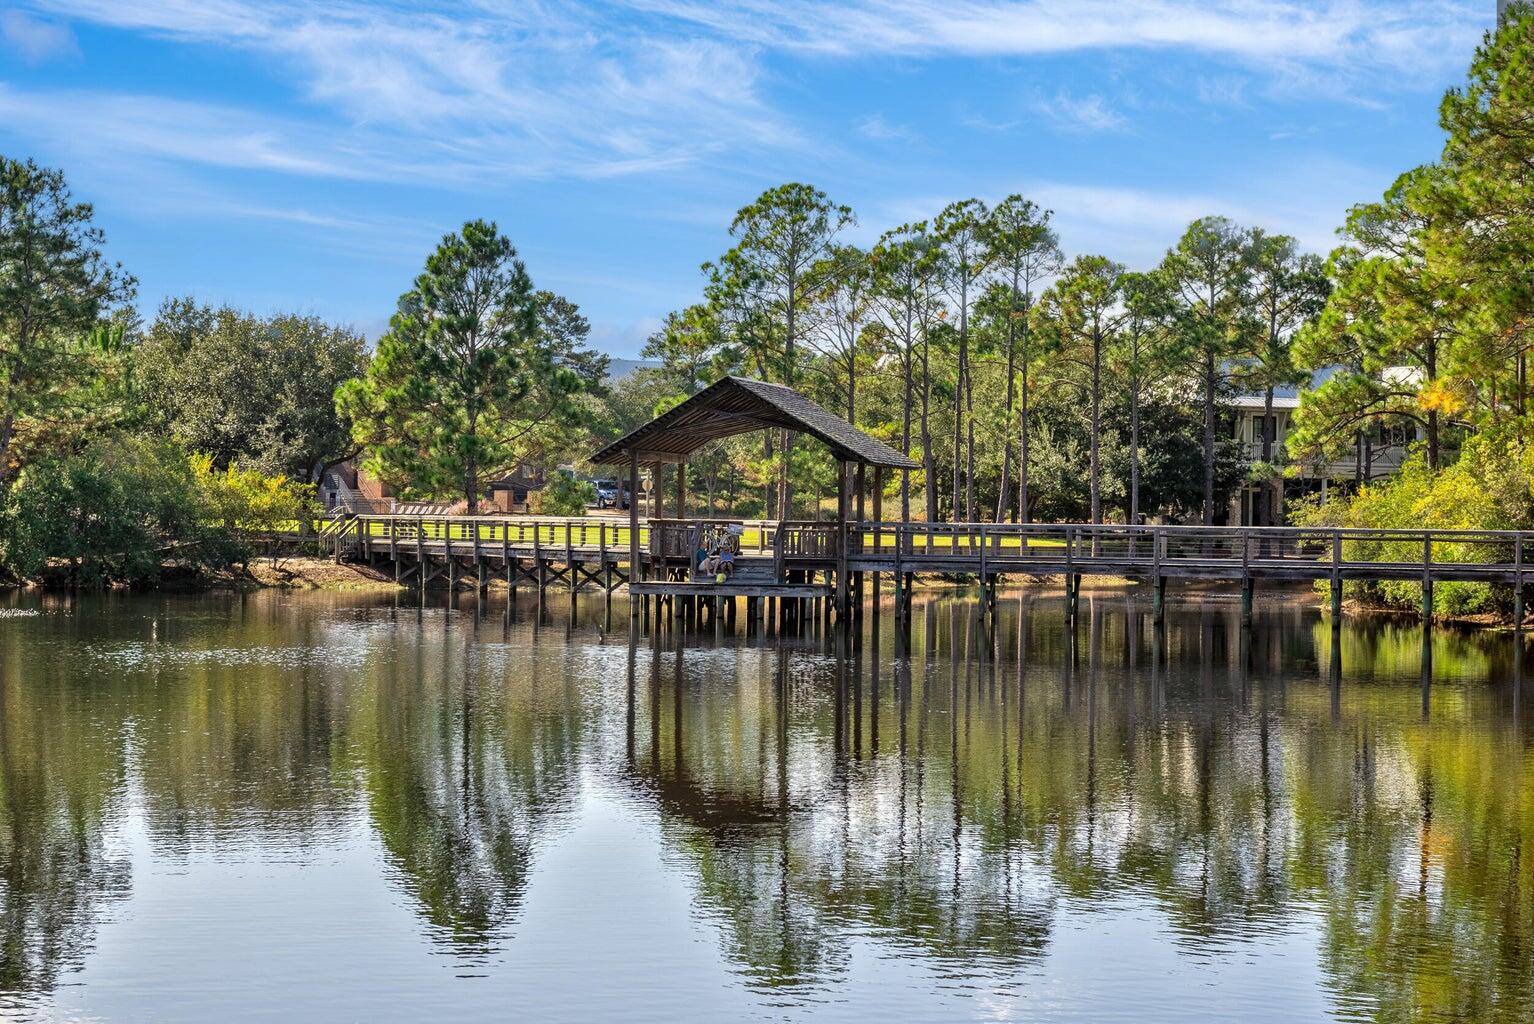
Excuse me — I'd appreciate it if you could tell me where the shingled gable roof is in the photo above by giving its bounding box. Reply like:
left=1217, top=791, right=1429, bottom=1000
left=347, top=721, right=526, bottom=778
left=589, top=376, right=918, bottom=470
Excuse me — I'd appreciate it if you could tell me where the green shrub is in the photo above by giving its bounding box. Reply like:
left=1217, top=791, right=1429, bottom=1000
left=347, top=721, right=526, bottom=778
left=538, top=472, right=596, bottom=516
left=1, top=439, right=315, bottom=587
left=1293, top=433, right=1534, bottom=616
left=191, top=454, right=314, bottom=535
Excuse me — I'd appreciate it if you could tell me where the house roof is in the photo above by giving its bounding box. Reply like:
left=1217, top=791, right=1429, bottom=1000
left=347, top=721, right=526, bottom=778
left=589, top=376, right=919, bottom=469
left=1226, top=365, right=1344, bottom=410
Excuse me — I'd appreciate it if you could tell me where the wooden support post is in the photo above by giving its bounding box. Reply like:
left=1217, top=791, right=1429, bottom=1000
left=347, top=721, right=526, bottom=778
left=1331, top=529, right=1343, bottom=621
left=1151, top=526, right=1163, bottom=621
left=978, top=523, right=989, bottom=614
left=600, top=526, right=611, bottom=597
left=1422, top=531, right=1434, bottom=622
left=677, top=461, right=686, bottom=522
left=534, top=526, right=545, bottom=594
left=836, top=459, right=850, bottom=619
left=1516, top=533, right=1525, bottom=629
left=1240, top=529, right=1252, bottom=626
left=1064, top=526, right=1077, bottom=619
left=854, top=461, right=867, bottom=612
left=871, top=465, right=884, bottom=603
left=474, top=522, right=486, bottom=593
left=629, top=452, right=642, bottom=593
left=565, top=518, right=576, bottom=594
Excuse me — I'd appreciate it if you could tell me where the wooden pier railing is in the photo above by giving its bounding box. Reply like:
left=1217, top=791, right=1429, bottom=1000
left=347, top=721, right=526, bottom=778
left=277, top=515, right=1534, bottom=612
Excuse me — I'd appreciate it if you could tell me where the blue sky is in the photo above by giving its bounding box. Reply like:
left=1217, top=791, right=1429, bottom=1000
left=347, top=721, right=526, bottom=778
left=0, top=1, right=1499, bottom=356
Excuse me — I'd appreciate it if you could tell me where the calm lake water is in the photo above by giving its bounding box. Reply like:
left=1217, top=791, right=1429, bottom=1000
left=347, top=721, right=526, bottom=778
left=1, top=585, right=1531, bottom=1023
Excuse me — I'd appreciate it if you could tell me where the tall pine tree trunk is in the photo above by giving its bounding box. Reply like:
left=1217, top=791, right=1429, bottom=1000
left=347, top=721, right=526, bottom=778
left=1090, top=329, right=1102, bottom=527
left=1019, top=361, right=1030, bottom=524
left=966, top=420, right=975, bottom=522
left=902, top=341, right=914, bottom=523
left=1129, top=373, right=1141, bottom=525
left=996, top=315, right=1017, bottom=523
left=922, top=333, right=937, bottom=523
left=951, top=354, right=963, bottom=521
left=1261, top=385, right=1276, bottom=529
left=1202, top=349, right=1217, bottom=527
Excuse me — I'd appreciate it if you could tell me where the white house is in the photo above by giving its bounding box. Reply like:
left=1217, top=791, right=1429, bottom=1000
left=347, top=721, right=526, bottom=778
left=1224, top=367, right=1419, bottom=526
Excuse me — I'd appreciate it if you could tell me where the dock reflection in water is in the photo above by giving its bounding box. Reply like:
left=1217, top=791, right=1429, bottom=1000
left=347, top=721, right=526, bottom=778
left=0, top=586, right=1530, bottom=1022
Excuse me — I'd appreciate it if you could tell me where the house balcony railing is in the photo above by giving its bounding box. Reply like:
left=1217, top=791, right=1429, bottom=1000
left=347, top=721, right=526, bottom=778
left=1239, top=442, right=1410, bottom=478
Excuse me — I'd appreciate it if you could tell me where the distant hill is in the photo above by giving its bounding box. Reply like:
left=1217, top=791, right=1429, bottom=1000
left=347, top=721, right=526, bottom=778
left=606, top=357, right=659, bottom=382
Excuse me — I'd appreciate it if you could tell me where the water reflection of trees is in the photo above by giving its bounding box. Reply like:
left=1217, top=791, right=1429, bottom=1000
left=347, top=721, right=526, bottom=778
left=0, top=610, right=131, bottom=997
left=3, top=587, right=1533, bottom=1020
left=355, top=609, right=587, bottom=959
left=625, top=592, right=1534, bottom=1020
left=0, top=593, right=593, bottom=995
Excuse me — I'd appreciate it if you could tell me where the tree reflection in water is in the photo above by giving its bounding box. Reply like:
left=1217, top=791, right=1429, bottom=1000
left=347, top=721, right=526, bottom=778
left=0, top=587, right=1531, bottom=1021
left=623, top=592, right=1534, bottom=1020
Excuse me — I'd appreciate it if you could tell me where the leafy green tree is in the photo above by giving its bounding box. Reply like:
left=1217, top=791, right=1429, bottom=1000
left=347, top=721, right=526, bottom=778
left=1111, top=271, right=1181, bottom=524
left=934, top=198, right=991, bottom=520
left=192, top=453, right=314, bottom=541
left=0, top=156, right=134, bottom=495
left=1292, top=169, right=1455, bottom=473
left=135, top=300, right=367, bottom=481
left=1034, top=255, right=1128, bottom=526
left=641, top=303, right=731, bottom=397
left=809, top=243, right=876, bottom=424
left=337, top=220, right=590, bottom=513
left=984, top=195, right=1061, bottom=523
left=710, top=184, right=853, bottom=518
left=1160, top=217, right=1253, bottom=525
left=1435, top=4, right=1534, bottom=424
left=870, top=222, right=943, bottom=521
left=1243, top=232, right=1329, bottom=525
left=534, top=290, right=608, bottom=389
left=2, top=438, right=235, bottom=586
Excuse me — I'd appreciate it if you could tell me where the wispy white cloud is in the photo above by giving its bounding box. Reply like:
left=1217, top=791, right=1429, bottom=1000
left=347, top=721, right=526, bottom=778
left=856, top=113, right=919, bottom=143
left=628, top=0, right=1483, bottom=80
left=1, top=9, right=78, bottom=63
left=1032, top=91, right=1125, bottom=133
left=22, top=1, right=792, bottom=182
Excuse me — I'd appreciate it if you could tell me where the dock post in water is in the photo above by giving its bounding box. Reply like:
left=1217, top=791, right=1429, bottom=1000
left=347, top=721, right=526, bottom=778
left=1516, top=534, right=1525, bottom=629
left=628, top=451, right=641, bottom=614
left=836, top=459, right=850, bottom=620
left=1330, top=530, right=1343, bottom=621
left=1064, top=526, right=1079, bottom=620
left=1240, top=529, right=1253, bottom=627
left=854, top=461, right=867, bottom=616
left=1422, top=532, right=1434, bottom=622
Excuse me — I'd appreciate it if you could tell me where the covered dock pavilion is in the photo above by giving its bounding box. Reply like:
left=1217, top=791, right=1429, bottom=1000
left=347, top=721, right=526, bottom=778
left=588, top=375, right=918, bottom=617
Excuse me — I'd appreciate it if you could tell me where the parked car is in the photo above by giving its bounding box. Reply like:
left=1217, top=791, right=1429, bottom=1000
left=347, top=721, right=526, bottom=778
left=592, top=478, right=627, bottom=509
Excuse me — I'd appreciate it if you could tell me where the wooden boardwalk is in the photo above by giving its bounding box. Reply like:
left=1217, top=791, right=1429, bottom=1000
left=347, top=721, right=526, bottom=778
left=307, top=514, right=1534, bottom=622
